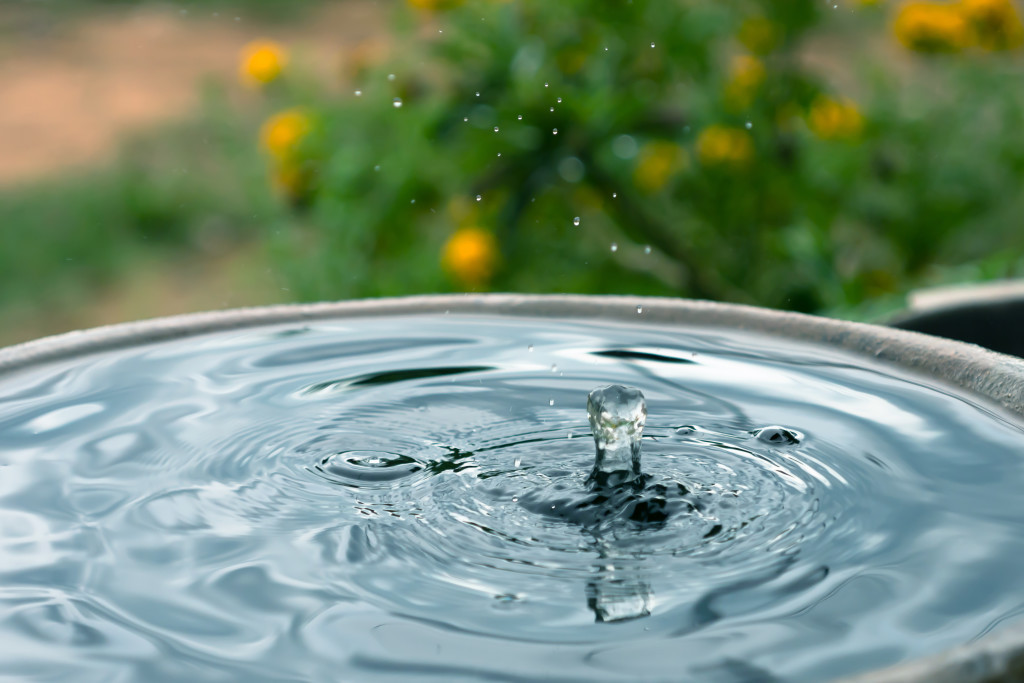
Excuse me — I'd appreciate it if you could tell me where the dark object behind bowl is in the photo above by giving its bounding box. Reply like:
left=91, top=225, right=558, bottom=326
left=890, top=299, right=1024, bottom=358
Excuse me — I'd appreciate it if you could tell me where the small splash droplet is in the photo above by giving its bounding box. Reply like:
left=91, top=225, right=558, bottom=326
left=388, top=73, right=396, bottom=81
left=476, top=194, right=482, bottom=202
left=550, top=364, right=558, bottom=372
left=552, top=128, right=558, bottom=135
left=644, top=245, right=652, bottom=254
left=610, top=243, right=618, bottom=252
left=511, top=496, right=519, bottom=503
left=567, top=432, right=574, bottom=439
left=527, top=344, right=534, bottom=352
left=514, top=457, right=522, bottom=468
left=650, top=42, right=656, bottom=48
left=497, top=152, right=502, bottom=157
left=517, top=114, right=523, bottom=120
left=392, top=98, right=403, bottom=108
left=612, top=192, right=617, bottom=198
left=549, top=399, right=555, bottom=406
left=550, top=107, right=555, bottom=112
left=544, top=82, right=549, bottom=88
left=753, top=426, right=803, bottom=445
left=354, top=90, right=362, bottom=96
left=494, top=126, right=500, bottom=132
left=636, top=305, right=643, bottom=314
left=475, top=91, right=481, bottom=97
left=557, top=97, right=562, bottom=103
left=573, top=216, right=581, bottom=226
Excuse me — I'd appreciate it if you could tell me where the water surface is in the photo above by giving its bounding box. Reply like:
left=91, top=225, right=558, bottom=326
left=1, top=314, right=1023, bottom=682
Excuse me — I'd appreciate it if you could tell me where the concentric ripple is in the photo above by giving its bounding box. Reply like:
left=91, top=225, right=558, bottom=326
left=0, top=314, right=1023, bottom=682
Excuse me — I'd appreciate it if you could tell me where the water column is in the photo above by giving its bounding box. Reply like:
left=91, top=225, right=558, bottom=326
left=585, top=385, right=651, bottom=621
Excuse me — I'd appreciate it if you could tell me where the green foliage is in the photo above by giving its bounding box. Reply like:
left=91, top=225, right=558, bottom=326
left=258, top=0, right=1024, bottom=312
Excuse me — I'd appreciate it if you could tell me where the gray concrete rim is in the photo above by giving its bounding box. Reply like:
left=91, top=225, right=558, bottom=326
left=1, top=293, right=1023, bottom=682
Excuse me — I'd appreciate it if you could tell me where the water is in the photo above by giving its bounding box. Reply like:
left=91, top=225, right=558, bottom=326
left=1, top=314, right=1023, bottom=682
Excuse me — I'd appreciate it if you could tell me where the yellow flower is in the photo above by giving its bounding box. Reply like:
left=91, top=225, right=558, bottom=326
left=960, top=0, right=1024, bottom=49
left=260, top=109, right=312, bottom=161
left=696, top=126, right=754, bottom=169
left=807, top=96, right=864, bottom=140
left=633, top=141, right=688, bottom=193
left=239, top=40, right=288, bottom=87
left=893, top=2, right=969, bottom=52
left=442, top=228, right=498, bottom=287
left=724, top=54, right=767, bottom=110
left=738, top=17, right=781, bottom=55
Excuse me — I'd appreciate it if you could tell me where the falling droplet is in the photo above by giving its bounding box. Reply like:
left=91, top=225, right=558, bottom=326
left=636, top=305, right=643, bottom=314
left=573, top=216, right=581, bottom=226
left=610, top=243, right=618, bottom=252
left=494, top=126, right=500, bottom=132
left=549, top=399, right=555, bottom=406
left=514, top=457, right=522, bottom=468
left=463, top=117, right=469, bottom=122
left=567, top=432, right=574, bottom=439
left=527, top=345, right=534, bottom=352
left=552, top=128, right=558, bottom=135
left=612, top=192, right=617, bottom=198
left=475, top=91, right=481, bottom=97
left=650, top=42, right=656, bottom=48
left=476, top=194, right=482, bottom=202
left=388, top=73, right=396, bottom=81
left=497, top=152, right=502, bottom=157
left=354, top=90, right=362, bottom=96
left=392, top=98, right=403, bottom=108
left=544, top=82, right=549, bottom=88
left=644, top=245, right=652, bottom=254
left=550, top=364, right=558, bottom=372
left=557, top=97, right=562, bottom=103
left=517, top=114, right=523, bottom=120
left=550, top=107, right=555, bottom=112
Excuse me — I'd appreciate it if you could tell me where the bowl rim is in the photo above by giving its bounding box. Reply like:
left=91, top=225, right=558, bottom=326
left=1, top=292, right=1023, bottom=682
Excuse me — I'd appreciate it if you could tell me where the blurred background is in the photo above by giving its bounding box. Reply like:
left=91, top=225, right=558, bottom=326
left=2, top=0, right=1023, bottom=347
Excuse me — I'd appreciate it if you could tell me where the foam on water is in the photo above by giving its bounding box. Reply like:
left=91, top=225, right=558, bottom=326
left=1, top=314, right=1023, bottom=681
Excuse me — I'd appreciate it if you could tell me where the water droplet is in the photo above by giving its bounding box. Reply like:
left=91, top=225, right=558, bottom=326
left=388, top=73, right=396, bottom=81
left=475, top=91, right=481, bottom=97
left=517, top=114, right=523, bottom=120
left=610, top=243, right=618, bottom=252
left=374, top=165, right=381, bottom=172
left=675, top=425, right=697, bottom=436
left=612, top=192, right=618, bottom=198
left=494, top=126, right=500, bottom=132
left=354, top=90, right=362, bottom=96
left=392, top=98, right=403, bottom=108
left=567, top=432, right=574, bottom=439
left=550, top=107, right=555, bottom=112
left=514, top=457, right=522, bottom=468
left=497, top=152, right=502, bottom=157
left=644, top=245, right=652, bottom=254
left=527, top=344, right=534, bottom=352
left=573, top=216, right=581, bottom=226
left=544, top=82, right=549, bottom=88
left=476, top=194, right=482, bottom=202
left=650, top=42, right=656, bottom=48
left=549, top=399, right=555, bottom=406
left=753, top=426, right=803, bottom=445
left=550, top=364, right=558, bottom=372
left=636, top=305, right=643, bottom=315
left=410, top=199, right=416, bottom=204
left=463, top=117, right=469, bottom=122
left=745, top=121, right=753, bottom=129
left=552, top=128, right=558, bottom=135
left=511, top=496, right=519, bottom=502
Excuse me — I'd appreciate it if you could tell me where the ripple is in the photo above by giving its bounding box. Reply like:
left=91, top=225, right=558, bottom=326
left=0, top=315, right=1022, bottom=681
